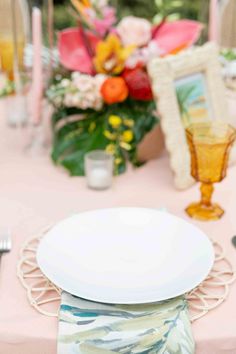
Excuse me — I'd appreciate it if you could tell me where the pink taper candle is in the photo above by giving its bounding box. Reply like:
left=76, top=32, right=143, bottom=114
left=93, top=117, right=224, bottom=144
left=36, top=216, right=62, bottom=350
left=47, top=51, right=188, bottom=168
left=31, top=6, right=43, bottom=125
left=209, top=0, right=219, bottom=42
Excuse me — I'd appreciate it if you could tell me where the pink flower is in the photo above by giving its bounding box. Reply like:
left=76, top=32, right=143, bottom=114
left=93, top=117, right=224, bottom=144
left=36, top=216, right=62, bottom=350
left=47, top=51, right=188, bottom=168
left=58, top=28, right=100, bottom=74
left=88, top=7, right=116, bottom=37
left=152, top=20, right=203, bottom=55
left=117, top=16, right=152, bottom=47
left=126, top=41, right=164, bottom=69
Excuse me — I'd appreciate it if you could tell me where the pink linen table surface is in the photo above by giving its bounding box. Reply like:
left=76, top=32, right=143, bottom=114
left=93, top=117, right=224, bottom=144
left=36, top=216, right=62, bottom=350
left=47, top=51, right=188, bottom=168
left=0, top=98, right=236, bottom=353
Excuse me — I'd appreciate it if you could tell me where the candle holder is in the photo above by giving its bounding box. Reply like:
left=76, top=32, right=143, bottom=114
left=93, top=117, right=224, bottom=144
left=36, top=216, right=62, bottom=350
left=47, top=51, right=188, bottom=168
left=0, top=0, right=30, bottom=127
left=85, top=150, right=114, bottom=190
left=25, top=122, right=47, bottom=156
left=25, top=0, right=54, bottom=153
left=25, top=98, right=49, bottom=155
left=5, top=93, right=28, bottom=127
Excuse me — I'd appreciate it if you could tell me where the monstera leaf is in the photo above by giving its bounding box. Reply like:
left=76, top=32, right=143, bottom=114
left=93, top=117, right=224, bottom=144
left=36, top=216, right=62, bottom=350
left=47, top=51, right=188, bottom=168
left=52, top=110, right=108, bottom=176
left=51, top=100, right=158, bottom=176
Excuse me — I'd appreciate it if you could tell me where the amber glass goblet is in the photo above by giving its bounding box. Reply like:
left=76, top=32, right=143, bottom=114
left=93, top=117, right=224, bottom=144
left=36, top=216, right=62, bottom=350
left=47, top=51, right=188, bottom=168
left=185, top=121, right=236, bottom=221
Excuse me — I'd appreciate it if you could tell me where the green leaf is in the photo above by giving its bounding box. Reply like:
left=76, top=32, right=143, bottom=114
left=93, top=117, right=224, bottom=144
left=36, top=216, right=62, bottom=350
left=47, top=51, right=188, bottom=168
left=51, top=100, right=159, bottom=176
left=52, top=111, right=108, bottom=176
left=155, top=0, right=163, bottom=7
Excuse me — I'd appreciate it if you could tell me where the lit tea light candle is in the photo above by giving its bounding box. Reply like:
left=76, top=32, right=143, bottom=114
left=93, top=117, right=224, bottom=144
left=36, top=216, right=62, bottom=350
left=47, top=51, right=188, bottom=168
left=85, top=150, right=113, bottom=190
left=88, top=167, right=111, bottom=189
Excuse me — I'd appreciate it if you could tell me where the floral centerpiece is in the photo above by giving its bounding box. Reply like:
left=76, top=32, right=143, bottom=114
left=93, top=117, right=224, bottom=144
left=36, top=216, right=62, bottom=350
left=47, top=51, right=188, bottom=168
left=47, top=0, right=202, bottom=175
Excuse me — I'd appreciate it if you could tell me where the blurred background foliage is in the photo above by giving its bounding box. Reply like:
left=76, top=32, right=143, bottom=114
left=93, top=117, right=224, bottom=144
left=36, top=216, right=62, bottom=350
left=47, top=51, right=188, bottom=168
left=53, top=0, right=210, bottom=42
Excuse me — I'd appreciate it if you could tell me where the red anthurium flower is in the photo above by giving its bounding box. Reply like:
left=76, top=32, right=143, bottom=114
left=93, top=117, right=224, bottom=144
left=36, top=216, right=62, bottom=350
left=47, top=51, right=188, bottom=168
left=123, top=66, right=153, bottom=101
left=152, top=20, right=203, bottom=56
left=58, top=28, right=100, bottom=74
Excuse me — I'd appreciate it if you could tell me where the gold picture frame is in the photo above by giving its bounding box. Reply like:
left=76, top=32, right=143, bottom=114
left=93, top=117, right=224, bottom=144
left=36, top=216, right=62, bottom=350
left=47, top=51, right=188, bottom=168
left=148, top=42, right=235, bottom=189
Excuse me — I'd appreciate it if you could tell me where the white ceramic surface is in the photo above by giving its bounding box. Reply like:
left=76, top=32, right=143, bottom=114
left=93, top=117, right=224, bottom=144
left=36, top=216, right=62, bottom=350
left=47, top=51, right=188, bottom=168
left=37, top=208, right=214, bottom=304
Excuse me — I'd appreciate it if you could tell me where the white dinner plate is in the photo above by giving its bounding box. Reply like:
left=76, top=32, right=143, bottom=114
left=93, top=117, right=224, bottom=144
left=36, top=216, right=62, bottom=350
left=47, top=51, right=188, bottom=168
left=37, top=208, right=214, bottom=304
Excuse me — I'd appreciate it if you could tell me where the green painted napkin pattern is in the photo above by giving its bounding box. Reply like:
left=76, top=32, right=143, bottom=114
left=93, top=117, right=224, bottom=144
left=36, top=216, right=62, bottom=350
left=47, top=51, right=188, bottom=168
left=58, top=291, right=194, bottom=354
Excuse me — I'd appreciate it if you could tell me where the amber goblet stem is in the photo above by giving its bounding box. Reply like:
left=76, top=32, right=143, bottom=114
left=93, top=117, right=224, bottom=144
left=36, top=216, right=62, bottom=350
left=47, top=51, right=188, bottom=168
left=200, top=183, right=214, bottom=208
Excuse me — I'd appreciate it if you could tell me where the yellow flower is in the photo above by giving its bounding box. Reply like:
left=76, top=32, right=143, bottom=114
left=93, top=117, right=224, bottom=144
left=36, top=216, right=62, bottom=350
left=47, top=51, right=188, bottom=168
left=104, top=130, right=117, bottom=140
left=124, top=119, right=134, bottom=128
left=106, top=144, right=116, bottom=154
left=94, top=34, right=135, bottom=75
left=108, top=115, right=122, bottom=129
left=121, top=130, right=134, bottom=143
left=119, top=141, right=132, bottom=151
left=115, top=157, right=123, bottom=165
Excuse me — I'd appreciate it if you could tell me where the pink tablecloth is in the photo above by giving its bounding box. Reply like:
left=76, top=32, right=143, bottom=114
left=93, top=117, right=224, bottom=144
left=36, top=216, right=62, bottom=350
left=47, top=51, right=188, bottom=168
left=0, top=100, right=236, bottom=354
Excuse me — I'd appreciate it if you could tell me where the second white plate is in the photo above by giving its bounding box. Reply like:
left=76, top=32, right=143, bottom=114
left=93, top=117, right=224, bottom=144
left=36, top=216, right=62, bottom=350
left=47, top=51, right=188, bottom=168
left=37, top=208, right=214, bottom=304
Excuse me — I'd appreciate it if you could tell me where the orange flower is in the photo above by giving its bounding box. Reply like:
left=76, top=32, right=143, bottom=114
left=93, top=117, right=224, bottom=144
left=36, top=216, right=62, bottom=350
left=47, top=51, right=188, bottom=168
left=71, top=0, right=91, bottom=12
left=70, top=0, right=91, bottom=21
left=101, top=77, right=129, bottom=104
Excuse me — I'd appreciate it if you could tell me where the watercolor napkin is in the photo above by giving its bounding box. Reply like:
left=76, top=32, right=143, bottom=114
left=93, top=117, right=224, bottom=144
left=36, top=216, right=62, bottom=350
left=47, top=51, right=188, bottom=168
left=58, top=291, right=194, bottom=354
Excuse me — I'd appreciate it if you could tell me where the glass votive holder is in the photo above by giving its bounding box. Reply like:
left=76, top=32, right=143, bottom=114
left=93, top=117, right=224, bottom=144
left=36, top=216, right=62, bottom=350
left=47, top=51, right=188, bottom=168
left=5, top=93, right=28, bottom=127
left=85, top=150, right=114, bottom=190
